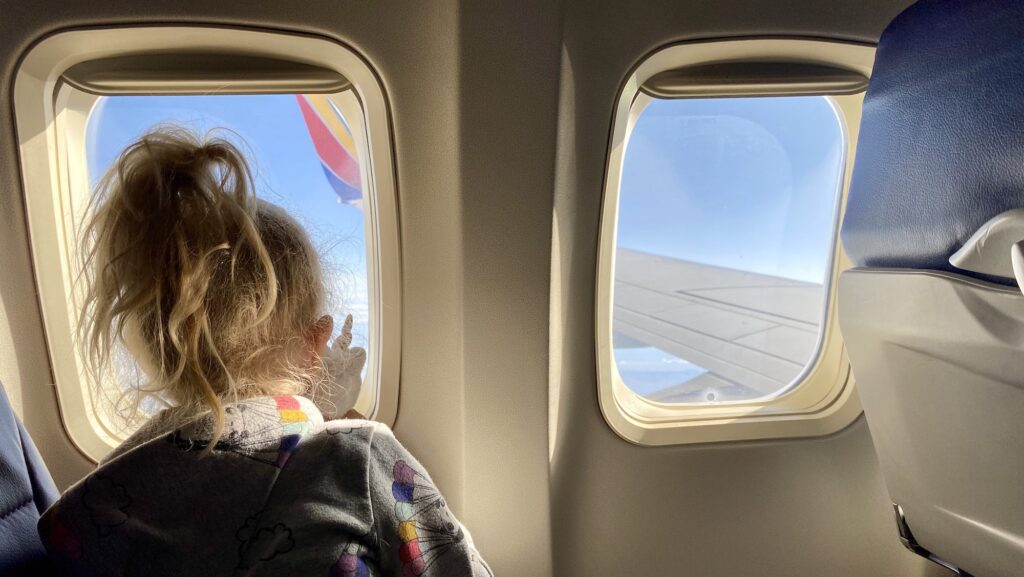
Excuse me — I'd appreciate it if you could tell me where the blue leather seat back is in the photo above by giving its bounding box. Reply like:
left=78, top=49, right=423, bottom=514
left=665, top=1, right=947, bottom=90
left=839, top=0, right=1024, bottom=575
left=0, top=381, right=58, bottom=575
left=842, top=0, right=1024, bottom=281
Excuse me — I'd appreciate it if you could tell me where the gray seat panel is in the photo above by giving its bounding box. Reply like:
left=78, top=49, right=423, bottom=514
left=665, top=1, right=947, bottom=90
left=839, top=268, right=1024, bottom=577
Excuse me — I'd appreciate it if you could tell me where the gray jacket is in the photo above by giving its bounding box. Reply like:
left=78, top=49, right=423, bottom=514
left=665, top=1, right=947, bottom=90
left=38, top=395, right=492, bottom=577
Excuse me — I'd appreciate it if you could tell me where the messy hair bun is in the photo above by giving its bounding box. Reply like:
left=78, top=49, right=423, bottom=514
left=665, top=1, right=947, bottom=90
left=80, top=127, right=325, bottom=442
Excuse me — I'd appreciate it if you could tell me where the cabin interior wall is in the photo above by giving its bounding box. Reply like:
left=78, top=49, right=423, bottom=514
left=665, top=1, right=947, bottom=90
left=548, top=0, right=946, bottom=576
left=0, top=0, right=949, bottom=575
left=457, top=2, right=562, bottom=575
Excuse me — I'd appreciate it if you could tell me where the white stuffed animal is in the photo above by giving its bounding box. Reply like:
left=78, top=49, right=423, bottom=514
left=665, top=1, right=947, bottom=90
left=317, top=314, right=367, bottom=419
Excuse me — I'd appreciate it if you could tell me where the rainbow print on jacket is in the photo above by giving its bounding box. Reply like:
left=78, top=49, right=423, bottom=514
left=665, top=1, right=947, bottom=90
left=331, top=543, right=371, bottom=577
left=391, top=460, right=467, bottom=577
left=273, top=395, right=310, bottom=467
left=393, top=460, right=425, bottom=576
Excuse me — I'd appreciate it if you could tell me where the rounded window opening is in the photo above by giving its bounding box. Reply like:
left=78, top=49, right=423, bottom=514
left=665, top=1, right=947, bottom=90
left=612, top=95, right=845, bottom=405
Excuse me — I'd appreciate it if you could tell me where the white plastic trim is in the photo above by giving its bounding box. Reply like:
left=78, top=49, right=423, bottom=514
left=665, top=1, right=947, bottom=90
left=595, top=39, right=873, bottom=446
left=14, top=26, right=402, bottom=462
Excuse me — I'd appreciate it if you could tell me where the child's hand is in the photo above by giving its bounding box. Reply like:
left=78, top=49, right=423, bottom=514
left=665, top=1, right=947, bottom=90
left=318, top=314, right=367, bottom=420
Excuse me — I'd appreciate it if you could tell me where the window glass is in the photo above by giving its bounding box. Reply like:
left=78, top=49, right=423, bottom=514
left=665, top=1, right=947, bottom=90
left=84, top=94, right=371, bottom=428
left=613, top=96, right=843, bottom=404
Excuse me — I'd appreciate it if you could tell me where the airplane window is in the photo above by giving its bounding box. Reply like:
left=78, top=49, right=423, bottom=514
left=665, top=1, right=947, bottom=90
left=83, top=94, right=375, bottom=432
left=613, top=95, right=844, bottom=404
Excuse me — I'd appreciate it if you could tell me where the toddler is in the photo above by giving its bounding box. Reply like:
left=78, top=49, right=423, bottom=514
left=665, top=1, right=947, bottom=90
left=38, top=128, right=492, bottom=577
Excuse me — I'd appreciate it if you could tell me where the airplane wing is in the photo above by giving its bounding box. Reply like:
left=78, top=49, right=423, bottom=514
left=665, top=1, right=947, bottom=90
left=613, top=248, right=824, bottom=403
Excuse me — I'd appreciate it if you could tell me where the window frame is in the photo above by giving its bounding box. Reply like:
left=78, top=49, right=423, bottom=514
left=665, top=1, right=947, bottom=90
left=596, top=39, right=874, bottom=446
left=14, top=27, right=402, bottom=462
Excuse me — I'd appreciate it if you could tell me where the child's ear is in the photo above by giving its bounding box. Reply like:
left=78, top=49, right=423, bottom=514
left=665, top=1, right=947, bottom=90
left=311, top=314, right=334, bottom=353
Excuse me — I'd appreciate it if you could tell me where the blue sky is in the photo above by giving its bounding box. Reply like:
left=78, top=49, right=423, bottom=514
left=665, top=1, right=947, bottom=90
left=618, top=96, right=843, bottom=284
left=87, top=95, right=370, bottom=349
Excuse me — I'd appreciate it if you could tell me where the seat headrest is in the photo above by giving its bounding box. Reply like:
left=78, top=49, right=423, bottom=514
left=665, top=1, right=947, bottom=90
left=842, top=0, right=1024, bottom=282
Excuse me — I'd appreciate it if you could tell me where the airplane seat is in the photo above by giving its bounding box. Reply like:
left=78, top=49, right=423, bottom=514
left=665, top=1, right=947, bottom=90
left=0, top=380, right=59, bottom=575
left=839, top=0, right=1024, bottom=575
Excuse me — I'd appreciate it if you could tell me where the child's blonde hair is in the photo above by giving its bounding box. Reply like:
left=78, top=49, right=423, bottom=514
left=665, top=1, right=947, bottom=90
left=79, top=127, right=326, bottom=441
